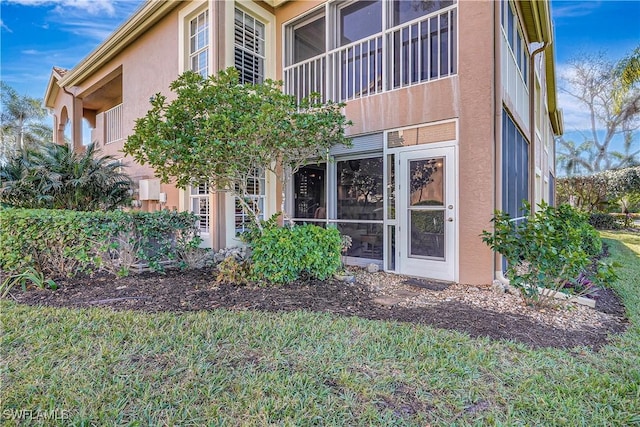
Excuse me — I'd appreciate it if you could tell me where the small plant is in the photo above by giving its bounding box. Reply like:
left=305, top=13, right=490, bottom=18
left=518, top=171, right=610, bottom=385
left=481, top=201, right=617, bottom=307
left=1, top=267, right=57, bottom=298
left=339, top=234, right=353, bottom=273
left=215, top=256, right=251, bottom=285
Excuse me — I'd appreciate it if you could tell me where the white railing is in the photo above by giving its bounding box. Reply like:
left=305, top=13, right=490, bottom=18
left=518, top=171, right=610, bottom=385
left=105, top=103, right=123, bottom=144
left=284, top=7, right=457, bottom=104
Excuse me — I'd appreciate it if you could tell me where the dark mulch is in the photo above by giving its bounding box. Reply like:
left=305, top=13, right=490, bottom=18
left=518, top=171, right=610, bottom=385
left=9, top=267, right=628, bottom=351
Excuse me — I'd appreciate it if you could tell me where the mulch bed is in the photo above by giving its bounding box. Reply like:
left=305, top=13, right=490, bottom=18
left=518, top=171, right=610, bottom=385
left=9, top=267, right=628, bottom=351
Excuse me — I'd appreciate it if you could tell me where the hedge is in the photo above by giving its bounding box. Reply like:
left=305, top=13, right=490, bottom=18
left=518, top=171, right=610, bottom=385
left=0, top=208, right=201, bottom=278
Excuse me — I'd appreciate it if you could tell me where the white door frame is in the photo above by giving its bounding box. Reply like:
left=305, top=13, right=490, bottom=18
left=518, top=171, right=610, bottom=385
left=397, top=146, right=457, bottom=282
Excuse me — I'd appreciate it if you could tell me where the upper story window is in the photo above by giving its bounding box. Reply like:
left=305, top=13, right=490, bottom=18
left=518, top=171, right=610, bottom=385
left=338, top=1, right=382, bottom=46
left=501, top=0, right=528, bottom=85
left=234, top=8, right=266, bottom=84
left=189, top=9, right=209, bottom=76
left=284, top=0, right=457, bottom=103
left=291, top=13, right=325, bottom=64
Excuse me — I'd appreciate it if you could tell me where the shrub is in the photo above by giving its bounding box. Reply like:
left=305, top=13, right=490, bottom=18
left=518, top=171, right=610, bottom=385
left=250, top=224, right=342, bottom=284
left=215, top=256, right=251, bottom=285
left=0, top=143, right=132, bottom=211
left=589, top=212, right=624, bottom=230
left=481, top=201, right=616, bottom=306
left=0, top=208, right=201, bottom=279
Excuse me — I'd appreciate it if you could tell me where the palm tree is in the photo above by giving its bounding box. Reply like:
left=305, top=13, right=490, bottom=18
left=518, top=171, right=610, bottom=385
left=1, top=82, right=52, bottom=163
left=0, top=142, right=132, bottom=211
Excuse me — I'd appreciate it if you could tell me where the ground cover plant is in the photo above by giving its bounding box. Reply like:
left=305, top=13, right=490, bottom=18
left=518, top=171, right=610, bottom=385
left=1, top=232, right=638, bottom=425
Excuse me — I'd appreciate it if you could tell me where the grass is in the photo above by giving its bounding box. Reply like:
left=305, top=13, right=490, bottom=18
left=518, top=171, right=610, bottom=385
left=1, top=232, right=639, bottom=426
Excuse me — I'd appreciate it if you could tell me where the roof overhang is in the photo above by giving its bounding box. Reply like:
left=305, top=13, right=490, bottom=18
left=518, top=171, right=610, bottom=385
left=59, top=0, right=181, bottom=88
left=262, top=0, right=289, bottom=7
left=44, top=68, right=66, bottom=109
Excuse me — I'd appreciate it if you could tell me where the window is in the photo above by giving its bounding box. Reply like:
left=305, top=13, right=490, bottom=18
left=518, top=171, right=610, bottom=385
left=294, top=164, right=326, bottom=221
left=189, top=10, right=209, bottom=76
left=190, top=183, right=210, bottom=234
left=235, top=169, right=266, bottom=235
left=291, top=155, right=384, bottom=261
left=284, top=1, right=457, bottom=102
left=291, top=14, right=325, bottom=64
left=338, top=1, right=382, bottom=46
left=234, top=8, right=266, bottom=84
left=501, top=0, right=528, bottom=85
left=502, top=109, right=529, bottom=218
left=336, top=156, right=384, bottom=260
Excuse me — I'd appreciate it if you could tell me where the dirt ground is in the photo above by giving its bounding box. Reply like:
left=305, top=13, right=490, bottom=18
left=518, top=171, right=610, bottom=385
left=9, top=267, right=628, bottom=351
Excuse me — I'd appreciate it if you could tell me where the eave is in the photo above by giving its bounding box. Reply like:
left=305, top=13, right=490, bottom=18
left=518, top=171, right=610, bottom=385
left=44, top=68, right=65, bottom=109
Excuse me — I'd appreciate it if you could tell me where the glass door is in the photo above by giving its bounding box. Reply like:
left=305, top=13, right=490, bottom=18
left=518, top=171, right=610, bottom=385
left=398, top=147, right=456, bottom=281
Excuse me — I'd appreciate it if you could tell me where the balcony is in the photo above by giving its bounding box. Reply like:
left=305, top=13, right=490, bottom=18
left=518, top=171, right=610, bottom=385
left=105, top=103, right=123, bottom=144
left=284, top=6, right=457, bottom=104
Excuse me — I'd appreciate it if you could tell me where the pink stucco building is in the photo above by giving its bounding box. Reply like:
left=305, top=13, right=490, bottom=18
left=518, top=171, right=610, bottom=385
left=44, top=0, right=562, bottom=285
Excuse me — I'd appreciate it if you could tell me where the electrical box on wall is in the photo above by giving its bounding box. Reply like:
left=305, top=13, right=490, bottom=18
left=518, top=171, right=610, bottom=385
left=139, top=179, right=160, bottom=200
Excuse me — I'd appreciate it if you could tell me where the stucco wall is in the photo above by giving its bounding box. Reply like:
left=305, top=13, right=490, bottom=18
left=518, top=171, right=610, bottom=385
left=275, top=0, right=496, bottom=284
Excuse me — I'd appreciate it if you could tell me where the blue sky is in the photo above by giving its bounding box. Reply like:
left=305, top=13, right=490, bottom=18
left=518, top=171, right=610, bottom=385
left=1, top=0, right=639, bottom=139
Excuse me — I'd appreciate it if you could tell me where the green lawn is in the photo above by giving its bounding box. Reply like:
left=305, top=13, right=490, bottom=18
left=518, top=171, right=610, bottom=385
left=1, top=232, right=639, bottom=426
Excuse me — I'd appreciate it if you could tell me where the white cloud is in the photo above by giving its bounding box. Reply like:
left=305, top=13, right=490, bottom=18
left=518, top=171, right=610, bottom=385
left=552, top=1, right=601, bottom=18
left=59, top=20, right=117, bottom=40
left=0, top=19, right=13, bottom=33
left=6, top=0, right=116, bottom=16
left=21, top=49, right=40, bottom=54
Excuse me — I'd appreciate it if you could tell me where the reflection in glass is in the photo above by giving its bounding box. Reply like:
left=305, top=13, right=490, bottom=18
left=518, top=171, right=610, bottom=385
left=387, top=154, right=395, bottom=219
left=410, top=211, right=445, bottom=258
left=293, top=16, right=325, bottom=64
left=337, top=157, right=383, bottom=220
left=388, top=225, right=396, bottom=270
left=339, top=1, right=382, bottom=46
left=294, top=164, right=326, bottom=219
left=337, top=222, right=383, bottom=260
left=409, top=158, right=444, bottom=206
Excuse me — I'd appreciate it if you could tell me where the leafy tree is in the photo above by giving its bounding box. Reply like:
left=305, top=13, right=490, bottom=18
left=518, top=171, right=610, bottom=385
left=0, top=142, right=132, bottom=211
left=557, top=47, right=640, bottom=175
left=1, top=82, right=52, bottom=163
left=124, top=68, right=351, bottom=231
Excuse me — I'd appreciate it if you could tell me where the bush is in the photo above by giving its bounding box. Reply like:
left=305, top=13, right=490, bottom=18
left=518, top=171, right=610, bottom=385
left=589, top=212, right=624, bottom=230
left=250, top=224, right=342, bottom=284
left=0, top=208, right=201, bottom=279
left=481, top=201, right=616, bottom=306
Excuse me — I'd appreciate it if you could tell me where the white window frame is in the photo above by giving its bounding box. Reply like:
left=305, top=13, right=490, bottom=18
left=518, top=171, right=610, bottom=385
left=234, top=168, right=267, bottom=236
left=234, top=7, right=266, bottom=84
left=178, top=1, right=212, bottom=76
left=189, top=9, right=210, bottom=77
left=190, top=183, right=211, bottom=237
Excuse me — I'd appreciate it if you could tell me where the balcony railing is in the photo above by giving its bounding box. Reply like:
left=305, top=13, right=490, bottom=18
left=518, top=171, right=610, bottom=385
left=284, top=6, right=457, bottom=104
left=105, top=103, right=123, bottom=144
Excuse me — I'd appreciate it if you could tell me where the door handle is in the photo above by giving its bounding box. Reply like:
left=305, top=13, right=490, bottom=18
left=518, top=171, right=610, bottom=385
left=447, top=217, right=453, bottom=222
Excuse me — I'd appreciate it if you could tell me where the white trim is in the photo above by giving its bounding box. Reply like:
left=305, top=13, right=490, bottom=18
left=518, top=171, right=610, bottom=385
left=383, top=120, right=459, bottom=282
left=231, top=1, right=276, bottom=79
left=178, top=0, right=208, bottom=75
